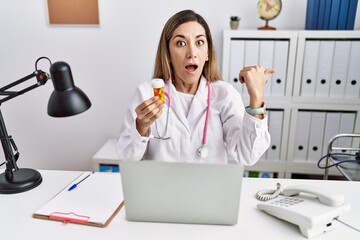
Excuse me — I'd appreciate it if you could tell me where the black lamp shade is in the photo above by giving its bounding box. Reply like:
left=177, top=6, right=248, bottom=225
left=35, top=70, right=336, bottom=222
left=48, top=61, right=91, bottom=117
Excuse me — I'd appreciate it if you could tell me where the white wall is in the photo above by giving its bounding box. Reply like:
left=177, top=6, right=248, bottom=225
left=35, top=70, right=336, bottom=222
left=0, top=0, right=359, bottom=171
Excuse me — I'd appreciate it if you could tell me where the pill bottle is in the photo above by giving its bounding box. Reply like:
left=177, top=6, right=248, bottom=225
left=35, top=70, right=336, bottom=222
left=151, top=79, right=165, bottom=104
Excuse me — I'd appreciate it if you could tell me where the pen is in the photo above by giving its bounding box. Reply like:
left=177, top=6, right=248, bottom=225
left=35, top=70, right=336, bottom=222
left=68, top=171, right=95, bottom=191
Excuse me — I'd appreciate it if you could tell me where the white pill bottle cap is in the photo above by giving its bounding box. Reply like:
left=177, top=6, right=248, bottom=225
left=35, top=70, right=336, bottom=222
left=151, top=78, right=164, bottom=88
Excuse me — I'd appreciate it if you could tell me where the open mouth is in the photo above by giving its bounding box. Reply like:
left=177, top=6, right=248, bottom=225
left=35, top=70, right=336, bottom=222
left=185, top=64, right=198, bottom=72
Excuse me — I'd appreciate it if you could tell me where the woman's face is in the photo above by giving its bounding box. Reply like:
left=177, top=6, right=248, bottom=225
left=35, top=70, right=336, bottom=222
left=169, top=21, right=208, bottom=89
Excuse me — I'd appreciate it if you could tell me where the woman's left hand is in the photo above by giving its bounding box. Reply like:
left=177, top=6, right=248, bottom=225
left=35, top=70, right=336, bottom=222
left=239, top=66, right=275, bottom=107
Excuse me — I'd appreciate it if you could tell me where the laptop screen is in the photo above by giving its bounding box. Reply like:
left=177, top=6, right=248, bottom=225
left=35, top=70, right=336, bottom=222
left=120, top=161, right=243, bottom=225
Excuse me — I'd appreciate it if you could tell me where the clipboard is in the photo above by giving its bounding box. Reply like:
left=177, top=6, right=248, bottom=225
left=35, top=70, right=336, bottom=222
left=33, top=172, right=124, bottom=227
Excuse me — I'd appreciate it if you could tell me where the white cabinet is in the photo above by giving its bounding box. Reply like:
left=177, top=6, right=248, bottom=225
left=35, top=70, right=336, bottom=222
left=222, top=30, right=360, bottom=178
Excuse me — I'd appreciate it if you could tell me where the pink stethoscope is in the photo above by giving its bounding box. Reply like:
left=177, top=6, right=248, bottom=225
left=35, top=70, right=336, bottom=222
left=154, top=80, right=211, bottom=159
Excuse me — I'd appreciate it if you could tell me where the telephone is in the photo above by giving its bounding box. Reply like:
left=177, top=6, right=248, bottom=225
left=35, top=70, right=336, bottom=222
left=256, top=184, right=351, bottom=239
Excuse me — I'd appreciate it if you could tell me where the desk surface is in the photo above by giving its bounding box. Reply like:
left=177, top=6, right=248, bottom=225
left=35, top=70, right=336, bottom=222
left=1, top=169, right=359, bottom=240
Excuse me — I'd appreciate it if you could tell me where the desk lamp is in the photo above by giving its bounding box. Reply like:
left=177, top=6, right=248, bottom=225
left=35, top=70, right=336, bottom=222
left=0, top=57, right=91, bottom=194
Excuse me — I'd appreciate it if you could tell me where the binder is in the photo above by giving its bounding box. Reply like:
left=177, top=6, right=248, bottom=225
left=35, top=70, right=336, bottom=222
left=346, top=0, right=359, bottom=29
left=243, top=40, right=260, bottom=98
left=305, top=0, right=313, bottom=29
left=323, top=0, right=332, bottom=29
left=244, top=40, right=259, bottom=66
left=305, top=0, right=319, bottom=29
left=329, top=41, right=351, bottom=98
left=315, top=40, right=335, bottom=97
left=337, top=0, right=350, bottom=30
left=300, top=40, right=320, bottom=97
left=267, top=110, right=283, bottom=161
left=329, top=0, right=341, bottom=30
left=338, top=112, right=356, bottom=152
left=345, top=41, right=360, bottom=98
left=322, top=112, right=341, bottom=157
left=317, top=0, right=326, bottom=29
left=33, top=172, right=124, bottom=227
left=271, top=40, right=289, bottom=96
left=229, top=40, right=245, bottom=95
left=258, top=40, right=274, bottom=96
left=294, top=111, right=312, bottom=161
left=307, top=112, right=326, bottom=162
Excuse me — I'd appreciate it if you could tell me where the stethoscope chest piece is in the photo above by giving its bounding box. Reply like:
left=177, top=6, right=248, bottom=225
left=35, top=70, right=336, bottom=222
left=198, top=145, right=209, bottom=159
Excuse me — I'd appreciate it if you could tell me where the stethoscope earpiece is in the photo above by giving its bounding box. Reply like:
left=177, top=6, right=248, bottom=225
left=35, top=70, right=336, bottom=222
left=198, top=146, right=209, bottom=159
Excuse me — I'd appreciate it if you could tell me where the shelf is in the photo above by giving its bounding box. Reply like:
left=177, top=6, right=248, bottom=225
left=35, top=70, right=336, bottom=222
left=222, top=30, right=360, bottom=179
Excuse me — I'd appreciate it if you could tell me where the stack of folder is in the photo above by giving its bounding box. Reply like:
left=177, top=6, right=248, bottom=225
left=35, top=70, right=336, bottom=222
left=300, top=39, right=360, bottom=98
left=305, top=0, right=358, bottom=30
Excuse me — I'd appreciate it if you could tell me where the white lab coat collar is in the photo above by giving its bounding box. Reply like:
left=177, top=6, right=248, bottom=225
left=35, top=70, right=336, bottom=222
left=165, top=76, right=213, bottom=133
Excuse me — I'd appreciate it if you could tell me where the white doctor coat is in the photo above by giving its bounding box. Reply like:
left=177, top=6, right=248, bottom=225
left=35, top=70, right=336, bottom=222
left=117, top=76, right=270, bottom=166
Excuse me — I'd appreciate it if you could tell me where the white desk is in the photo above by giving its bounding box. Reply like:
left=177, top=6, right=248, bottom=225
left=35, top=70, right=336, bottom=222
left=1, top=170, right=359, bottom=240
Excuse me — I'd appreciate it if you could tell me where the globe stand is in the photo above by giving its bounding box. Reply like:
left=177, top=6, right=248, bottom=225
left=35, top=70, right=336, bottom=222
left=258, top=19, right=276, bottom=30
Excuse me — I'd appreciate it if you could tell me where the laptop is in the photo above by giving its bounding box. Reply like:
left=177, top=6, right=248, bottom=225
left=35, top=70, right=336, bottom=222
left=119, top=161, right=243, bottom=225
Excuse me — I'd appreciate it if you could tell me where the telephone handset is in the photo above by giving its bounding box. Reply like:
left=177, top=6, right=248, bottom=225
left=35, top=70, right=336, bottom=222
left=256, top=183, right=351, bottom=239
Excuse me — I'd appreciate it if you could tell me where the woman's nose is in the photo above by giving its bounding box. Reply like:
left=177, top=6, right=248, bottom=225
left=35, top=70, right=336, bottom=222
left=186, top=45, right=197, bottom=58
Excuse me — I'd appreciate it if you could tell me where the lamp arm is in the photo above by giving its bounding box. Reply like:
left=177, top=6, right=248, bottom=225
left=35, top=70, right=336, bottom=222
left=0, top=70, right=49, bottom=105
left=0, top=70, right=49, bottom=178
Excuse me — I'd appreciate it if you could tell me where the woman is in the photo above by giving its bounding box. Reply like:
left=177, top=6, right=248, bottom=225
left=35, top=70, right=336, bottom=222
left=117, top=10, right=273, bottom=165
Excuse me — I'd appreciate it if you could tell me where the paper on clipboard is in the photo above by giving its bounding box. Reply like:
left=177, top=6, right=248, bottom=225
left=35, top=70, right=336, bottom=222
left=33, top=172, right=124, bottom=227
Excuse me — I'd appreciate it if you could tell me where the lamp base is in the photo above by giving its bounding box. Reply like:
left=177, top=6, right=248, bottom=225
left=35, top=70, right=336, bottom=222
left=0, top=168, right=42, bottom=194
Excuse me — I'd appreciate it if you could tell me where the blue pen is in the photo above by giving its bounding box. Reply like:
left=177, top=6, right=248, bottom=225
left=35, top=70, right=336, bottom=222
left=68, top=171, right=95, bottom=191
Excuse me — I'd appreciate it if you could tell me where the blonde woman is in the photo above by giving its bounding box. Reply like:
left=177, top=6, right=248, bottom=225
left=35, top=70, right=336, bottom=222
left=117, top=10, right=274, bottom=165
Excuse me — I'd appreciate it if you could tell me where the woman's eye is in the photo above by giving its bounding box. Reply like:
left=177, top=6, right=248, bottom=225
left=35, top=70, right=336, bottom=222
left=176, top=41, right=186, bottom=47
left=197, top=40, right=205, bottom=46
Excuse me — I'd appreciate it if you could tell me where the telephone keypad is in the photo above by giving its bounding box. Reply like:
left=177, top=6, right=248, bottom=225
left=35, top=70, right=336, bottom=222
left=270, top=197, right=304, bottom=207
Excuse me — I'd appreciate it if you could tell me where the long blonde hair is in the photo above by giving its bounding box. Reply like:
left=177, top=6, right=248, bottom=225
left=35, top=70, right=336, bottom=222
left=153, top=10, right=221, bottom=82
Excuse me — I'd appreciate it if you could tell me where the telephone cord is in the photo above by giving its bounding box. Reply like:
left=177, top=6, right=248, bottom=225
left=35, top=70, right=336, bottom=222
left=256, top=183, right=283, bottom=201
left=335, top=219, right=360, bottom=233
